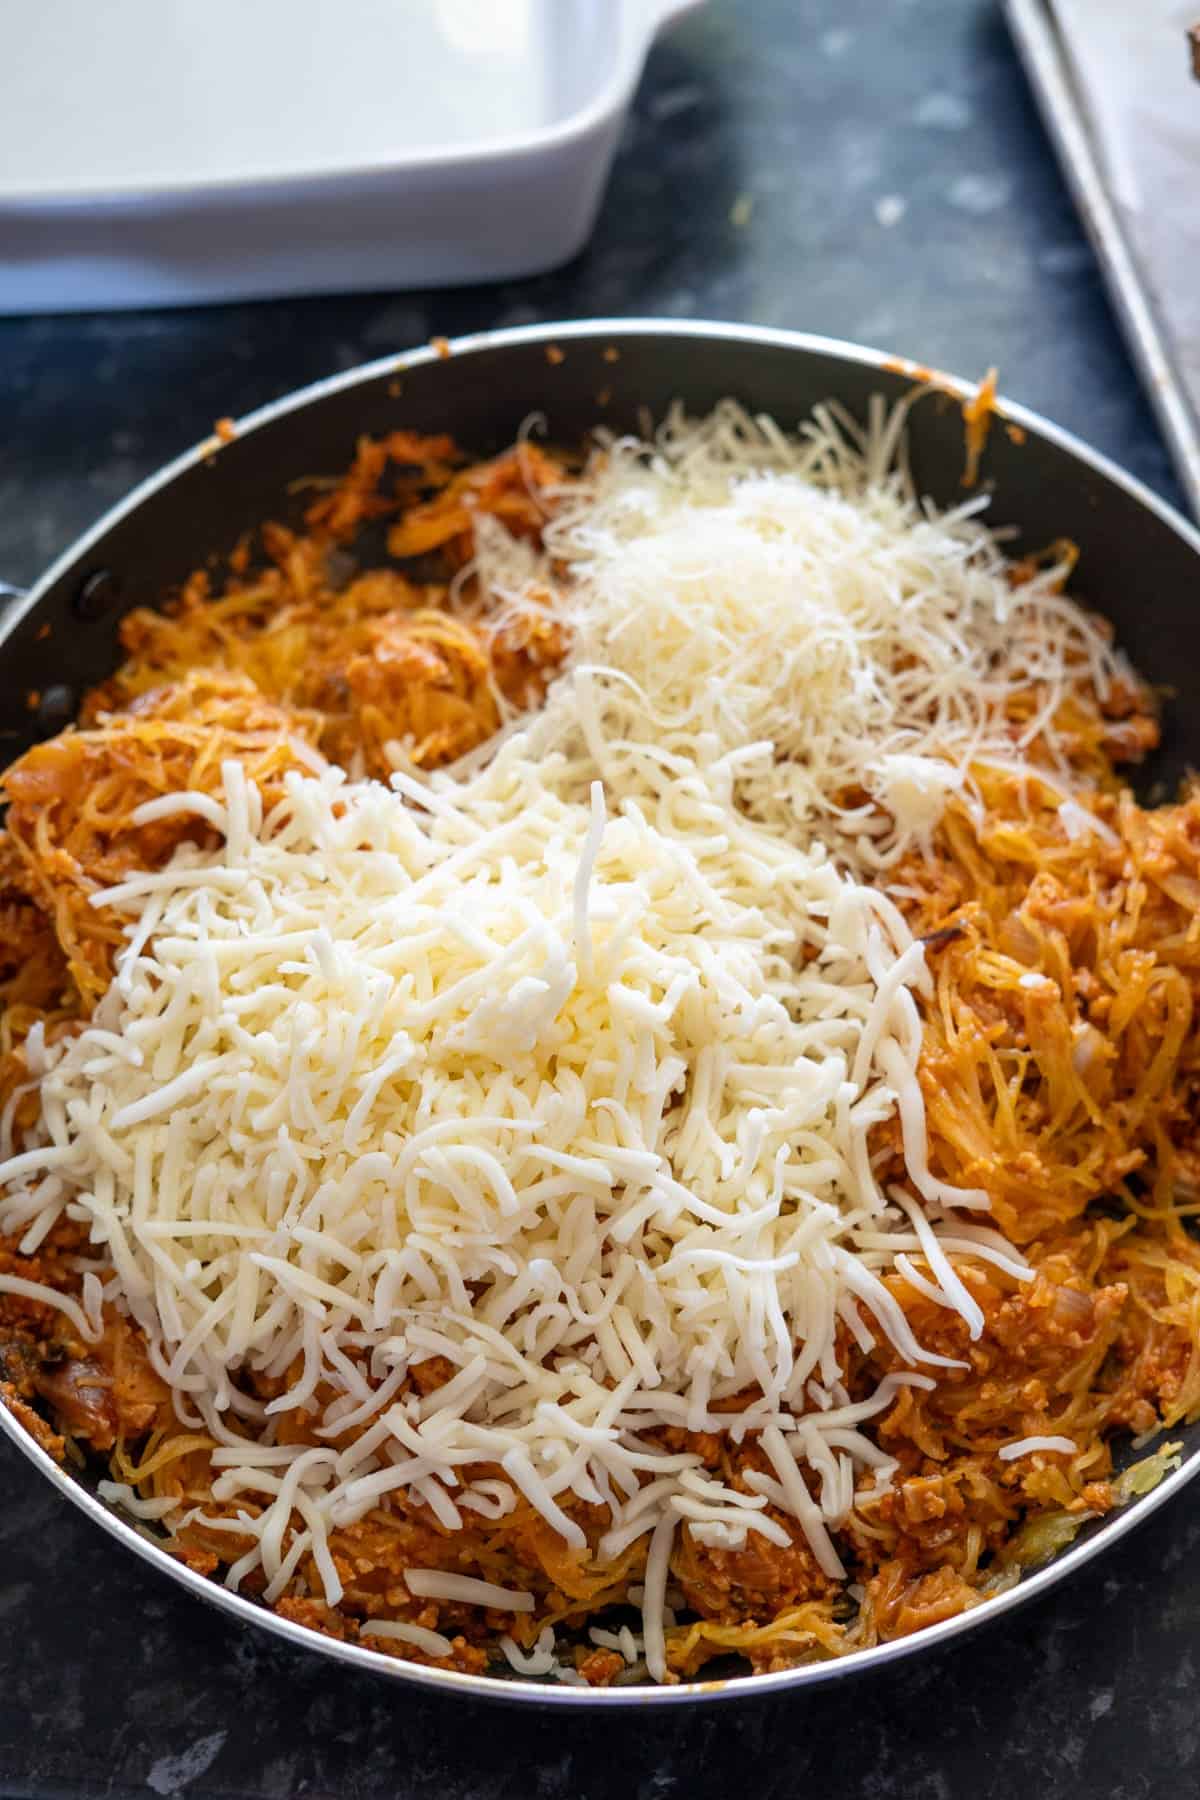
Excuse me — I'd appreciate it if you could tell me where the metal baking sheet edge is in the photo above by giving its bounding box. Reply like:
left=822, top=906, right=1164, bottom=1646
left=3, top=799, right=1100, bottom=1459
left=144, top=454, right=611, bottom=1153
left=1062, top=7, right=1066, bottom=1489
left=1005, top=0, right=1200, bottom=518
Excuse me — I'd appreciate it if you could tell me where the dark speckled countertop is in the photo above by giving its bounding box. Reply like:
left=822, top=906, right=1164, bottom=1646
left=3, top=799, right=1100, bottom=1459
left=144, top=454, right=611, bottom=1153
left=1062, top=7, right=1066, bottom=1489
left=0, top=3, right=1195, bottom=1796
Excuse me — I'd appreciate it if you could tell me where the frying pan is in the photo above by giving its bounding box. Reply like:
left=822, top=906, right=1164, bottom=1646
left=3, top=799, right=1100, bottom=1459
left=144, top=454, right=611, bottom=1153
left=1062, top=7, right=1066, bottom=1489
left=2, top=319, right=1199, bottom=1705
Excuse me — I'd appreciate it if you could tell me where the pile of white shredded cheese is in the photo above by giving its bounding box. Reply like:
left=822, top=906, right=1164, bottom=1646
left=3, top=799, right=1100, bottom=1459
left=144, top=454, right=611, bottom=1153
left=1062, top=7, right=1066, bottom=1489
left=1, top=397, right=1103, bottom=1685
left=467, top=398, right=1127, bottom=870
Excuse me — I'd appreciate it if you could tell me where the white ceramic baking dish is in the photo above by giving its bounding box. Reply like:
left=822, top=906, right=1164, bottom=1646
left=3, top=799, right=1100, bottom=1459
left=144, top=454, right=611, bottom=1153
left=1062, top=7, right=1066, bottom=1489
left=0, top=0, right=700, bottom=313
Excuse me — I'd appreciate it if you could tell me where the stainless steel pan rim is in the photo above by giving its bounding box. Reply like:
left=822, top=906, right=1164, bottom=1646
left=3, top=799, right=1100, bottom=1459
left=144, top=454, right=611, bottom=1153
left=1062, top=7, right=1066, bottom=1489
left=3, top=1391, right=1198, bottom=1708
left=2, top=316, right=1198, bottom=1707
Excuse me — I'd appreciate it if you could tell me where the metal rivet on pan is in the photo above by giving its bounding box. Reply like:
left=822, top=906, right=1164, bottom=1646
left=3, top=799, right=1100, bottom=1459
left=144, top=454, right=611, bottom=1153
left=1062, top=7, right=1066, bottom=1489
left=35, top=684, right=75, bottom=735
left=75, top=569, right=121, bottom=620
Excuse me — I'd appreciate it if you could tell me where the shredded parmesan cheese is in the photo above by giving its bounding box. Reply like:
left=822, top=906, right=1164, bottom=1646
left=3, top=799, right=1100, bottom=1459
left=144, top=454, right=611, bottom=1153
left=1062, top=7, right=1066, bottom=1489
left=1057, top=798, right=1120, bottom=847
left=467, top=399, right=1126, bottom=869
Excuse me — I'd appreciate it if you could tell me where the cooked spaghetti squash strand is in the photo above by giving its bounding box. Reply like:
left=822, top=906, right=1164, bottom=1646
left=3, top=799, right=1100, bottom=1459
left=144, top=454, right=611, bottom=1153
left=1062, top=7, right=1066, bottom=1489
left=385, top=441, right=564, bottom=561
left=83, top=439, right=571, bottom=779
left=898, top=768, right=1200, bottom=1242
left=1099, top=1223, right=1200, bottom=1431
left=1, top=673, right=320, bottom=1004
left=666, top=1602, right=845, bottom=1677
left=113, top=1431, right=216, bottom=1486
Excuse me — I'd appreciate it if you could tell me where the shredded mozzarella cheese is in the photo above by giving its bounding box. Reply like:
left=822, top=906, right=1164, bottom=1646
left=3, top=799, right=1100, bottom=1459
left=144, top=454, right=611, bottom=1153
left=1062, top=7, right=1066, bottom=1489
left=0, top=755, right=988, bottom=1667
left=499, top=1626, right=558, bottom=1675
left=404, top=1571, right=535, bottom=1612
left=360, top=1620, right=455, bottom=1658
left=998, top=1436, right=1077, bottom=1462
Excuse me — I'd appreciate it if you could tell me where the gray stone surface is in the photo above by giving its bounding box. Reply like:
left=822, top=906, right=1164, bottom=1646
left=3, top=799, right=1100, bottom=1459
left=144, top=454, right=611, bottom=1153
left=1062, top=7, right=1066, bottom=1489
left=0, top=1, right=1193, bottom=1795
